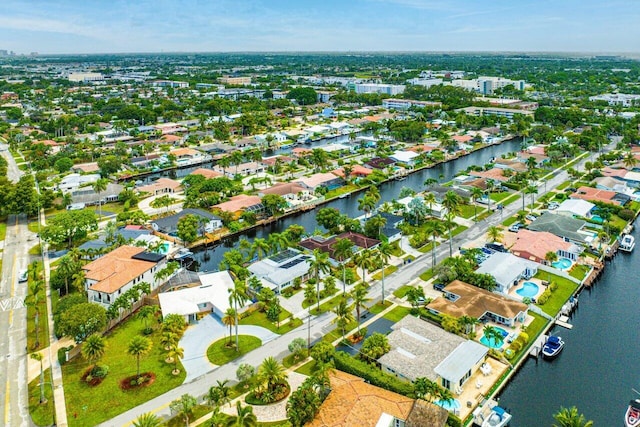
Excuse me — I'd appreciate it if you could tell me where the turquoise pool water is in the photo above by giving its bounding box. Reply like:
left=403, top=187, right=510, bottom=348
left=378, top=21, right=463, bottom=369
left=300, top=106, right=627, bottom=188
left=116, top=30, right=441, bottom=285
left=480, top=326, right=509, bottom=348
left=591, top=214, right=604, bottom=224
left=434, top=398, right=461, bottom=411
left=516, top=281, right=539, bottom=298
left=552, top=257, right=572, bottom=270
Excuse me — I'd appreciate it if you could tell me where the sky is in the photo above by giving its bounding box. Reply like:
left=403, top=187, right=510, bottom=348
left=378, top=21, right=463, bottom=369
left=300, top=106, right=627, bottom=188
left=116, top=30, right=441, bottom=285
left=2, top=0, right=640, bottom=55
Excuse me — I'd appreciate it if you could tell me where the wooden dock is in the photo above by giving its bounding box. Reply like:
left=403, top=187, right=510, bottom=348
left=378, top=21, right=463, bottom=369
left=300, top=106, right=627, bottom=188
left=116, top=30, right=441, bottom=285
left=529, top=334, right=548, bottom=358
left=556, top=315, right=573, bottom=329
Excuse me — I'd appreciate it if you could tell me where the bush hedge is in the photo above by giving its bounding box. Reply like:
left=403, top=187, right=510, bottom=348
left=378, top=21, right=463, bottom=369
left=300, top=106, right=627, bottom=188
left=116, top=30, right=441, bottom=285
left=334, top=351, right=414, bottom=397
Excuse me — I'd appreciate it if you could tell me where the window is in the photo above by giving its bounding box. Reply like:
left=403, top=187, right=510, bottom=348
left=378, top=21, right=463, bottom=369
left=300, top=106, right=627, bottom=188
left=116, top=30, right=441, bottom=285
left=442, top=378, right=451, bottom=390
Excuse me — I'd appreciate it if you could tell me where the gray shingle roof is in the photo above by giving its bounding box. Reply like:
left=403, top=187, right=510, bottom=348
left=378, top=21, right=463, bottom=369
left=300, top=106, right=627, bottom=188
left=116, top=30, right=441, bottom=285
left=151, top=208, right=220, bottom=234
left=527, top=212, right=589, bottom=243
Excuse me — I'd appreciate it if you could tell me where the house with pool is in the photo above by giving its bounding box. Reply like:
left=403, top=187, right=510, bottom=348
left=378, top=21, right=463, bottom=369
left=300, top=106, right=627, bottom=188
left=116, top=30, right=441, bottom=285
left=527, top=212, right=595, bottom=247
left=511, top=229, right=582, bottom=265
left=555, top=199, right=595, bottom=219
left=426, top=280, right=529, bottom=328
left=475, top=252, right=538, bottom=294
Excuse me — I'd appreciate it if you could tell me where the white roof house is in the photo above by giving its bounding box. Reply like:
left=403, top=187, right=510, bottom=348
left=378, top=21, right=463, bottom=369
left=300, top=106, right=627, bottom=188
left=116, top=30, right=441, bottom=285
left=58, top=173, right=100, bottom=193
left=556, top=199, right=595, bottom=218
left=434, top=340, right=488, bottom=393
left=476, top=252, right=538, bottom=294
left=247, top=249, right=313, bottom=294
left=390, top=150, right=420, bottom=164
left=158, top=270, right=245, bottom=320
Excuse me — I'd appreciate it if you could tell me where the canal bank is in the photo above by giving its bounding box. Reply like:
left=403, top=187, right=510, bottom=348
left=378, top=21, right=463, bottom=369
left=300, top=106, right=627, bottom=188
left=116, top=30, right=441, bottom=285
left=497, top=220, right=640, bottom=426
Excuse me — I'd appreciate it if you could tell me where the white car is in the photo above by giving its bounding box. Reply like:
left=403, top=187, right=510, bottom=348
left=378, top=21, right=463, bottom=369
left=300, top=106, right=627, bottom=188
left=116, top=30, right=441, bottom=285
left=18, top=269, right=28, bottom=283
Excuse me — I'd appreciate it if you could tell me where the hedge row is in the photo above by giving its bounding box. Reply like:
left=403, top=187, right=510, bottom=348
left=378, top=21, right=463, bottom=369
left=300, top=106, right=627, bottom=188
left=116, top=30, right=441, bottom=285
left=333, top=351, right=415, bottom=397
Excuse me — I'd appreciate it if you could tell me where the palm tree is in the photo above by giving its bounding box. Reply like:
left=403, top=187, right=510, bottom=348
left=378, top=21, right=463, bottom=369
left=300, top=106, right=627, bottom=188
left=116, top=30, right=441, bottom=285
left=82, top=333, right=106, bottom=366
left=332, top=297, right=355, bottom=339
left=332, top=238, right=354, bottom=293
left=545, top=251, right=559, bottom=266
left=483, top=325, right=503, bottom=348
left=552, top=406, right=593, bottom=427
left=525, top=156, right=537, bottom=171
left=56, top=254, right=78, bottom=296
left=92, top=177, right=109, bottom=219
left=137, top=305, right=158, bottom=334
left=225, top=401, right=258, bottom=427
left=351, top=283, right=370, bottom=334
left=258, top=356, right=288, bottom=394
left=25, top=280, right=43, bottom=348
left=486, top=226, right=504, bottom=243
left=308, top=249, right=331, bottom=311
left=443, top=212, right=457, bottom=257
left=160, top=331, right=179, bottom=351
left=423, top=192, right=437, bottom=217
left=267, top=232, right=290, bottom=254
left=229, top=281, right=248, bottom=351
left=353, top=249, right=375, bottom=286
left=377, top=242, right=393, bottom=304
left=250, top=237, right=270, bottom=260
left=170, top=394, right=197, bottom=427
left=30, top=352, right=46, bottom=404
left=424, top=220, right=445, bottom=269
left=357, top=195, right=376, bottom=218
left=458, top=315, right=479, bottom=336
left=413, top=377, right=440, bottom=402
left=525, top=184, right=538, bottom=212
left=623, top=152, right=638, bottom=170
left=222, top=308, right=237, bottom=344
left=167, top=345, right=184, bottom=375
left=132, top=412, right=162, bottom=427
left=128, top=336, right=152, bottom=379
left=441, top=191, right=462, bottom=257
left=470, top=187, right=483, bottom=219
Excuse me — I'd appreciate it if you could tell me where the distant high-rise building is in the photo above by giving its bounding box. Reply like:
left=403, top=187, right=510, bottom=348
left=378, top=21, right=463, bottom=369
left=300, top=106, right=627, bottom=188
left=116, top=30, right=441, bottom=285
left=0, top=50, right=8, bottom=56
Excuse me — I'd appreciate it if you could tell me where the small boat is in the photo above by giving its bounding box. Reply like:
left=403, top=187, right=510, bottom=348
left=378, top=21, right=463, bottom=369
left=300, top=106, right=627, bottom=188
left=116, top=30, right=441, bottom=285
left=173, top=248, right=194, bottom=260
left=481, top=405, right=512, bottom=427
left=338, top=193, right=349, bottom=199
left=625, top=399, right=640, bottom=427
left=542, top=335, right=564, bottom=359
left=620, top=234, right=636, bottom=252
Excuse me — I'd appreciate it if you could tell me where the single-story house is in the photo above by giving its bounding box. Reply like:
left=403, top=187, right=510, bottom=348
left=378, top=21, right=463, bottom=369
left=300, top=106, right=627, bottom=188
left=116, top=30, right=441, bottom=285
left=555, top=199, right=595, bottom=219
left=332, top=165, right=373, bottom=179
left=364, top=157, right=396, bottom=170
left=261, top=155, right=293, bottom=167
left=190, top=168, right=223, bottom=179
left=511, top=229, right=582, bottom=264
left=390, top=150, right=420, bottom=165
left=493, top=158, right=528, bottom=172
left=137, top=178, right=182, bottom=196
left=158, top=270, right=244, bottom=321
left=130, top=154, right=161, bottom=168
left=259, top=182, right=316, bottom=209
left=299, top=232, right=380, bottom=260
left=592, top=176, right=629, bottom=194
left=212, top=195, right=265, bottom=218
left=469, top=168, right=510, bottom=183
left=375, top=212, right=404, bottom=242
left=84, top=245, right=168, bottom=308
left=170, top=148, right=211, bottom=165
left=214, top=161, right=266, bottom=178
left=527, top=212, right=594, bottom=246
left=295, top=172, right=344, bottom=191
left=72, top=162, right=100, bottom=173
left=247, top=248, right=313, bottom=294
left=434, top=340, right=489, bottom=394
left=427, top=280, right=529, bottom=327
left=378, top=315, right=485, bottom=388
left=291, top=147, right=312, bottom=158
left=570, top=186, right=629, bottom=206
left=150, top=208, right=223, bottom=235
left=70, top=182, right=123, bottom=206
left=475, top=252, right=538, bottom=294
left=58, top=173, right=100, bottom=192
left=307, top=371, right=448, bottom=427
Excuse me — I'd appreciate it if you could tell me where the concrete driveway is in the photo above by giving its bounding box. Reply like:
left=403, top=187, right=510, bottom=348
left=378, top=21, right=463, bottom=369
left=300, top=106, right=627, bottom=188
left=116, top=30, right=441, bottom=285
left=180, top=314, right=280, bottom=382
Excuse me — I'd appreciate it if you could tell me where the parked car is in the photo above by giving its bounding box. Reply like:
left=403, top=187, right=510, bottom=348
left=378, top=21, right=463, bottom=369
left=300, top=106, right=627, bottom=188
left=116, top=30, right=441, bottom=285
left=433, top=282, right=446, bottom=291
left=18, top=269, right=28, bottom=283
left=525, top=214, right=538, bottom=221
left=548, top=202, right=560, bottom=210
left=485, top=242, right=508, bottom=253
left=508, top=222, right=524, bottom=232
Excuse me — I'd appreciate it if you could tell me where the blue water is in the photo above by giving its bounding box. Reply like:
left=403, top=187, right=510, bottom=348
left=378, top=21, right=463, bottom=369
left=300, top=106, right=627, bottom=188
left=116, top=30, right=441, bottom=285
left=480, top=326, right=509, bottom=348
left=591, top=214, right=604, bottom=224
left=551, top=257, right=572, bottom=270
left=434, top=398, right=461, bottom=411
left=516, top=281, right=540, bottom=298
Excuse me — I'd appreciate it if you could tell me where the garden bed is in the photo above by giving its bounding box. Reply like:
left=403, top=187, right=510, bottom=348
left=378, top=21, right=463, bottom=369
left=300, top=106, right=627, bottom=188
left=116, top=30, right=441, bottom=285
left=119, top=372, right=156, bottom=390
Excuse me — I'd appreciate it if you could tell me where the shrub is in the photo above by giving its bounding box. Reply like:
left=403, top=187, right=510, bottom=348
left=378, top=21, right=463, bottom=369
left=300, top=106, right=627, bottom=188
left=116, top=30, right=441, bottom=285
left=282, top=288, right=293, bottom=298
left=619, top=209, right=635, bottom=221
left=334, top=351, right=414, bottom=397
left=548, top=281, right=558, bottom=292
left=519, top=332, right=529, bottom=344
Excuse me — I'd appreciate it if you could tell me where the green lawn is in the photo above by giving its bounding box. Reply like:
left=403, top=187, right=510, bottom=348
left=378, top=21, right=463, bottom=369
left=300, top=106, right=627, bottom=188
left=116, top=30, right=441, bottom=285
left=510, top=312, right=549, bottom=365
left=86, top=202, right=134, bottom=217
left=28, top=221, right=40, bottom=234
left=388, top=241, right=405, bottom=257
left=393, top=285, right=413, bottom=298
left=490, top=192, right=512, bottom=202
left=323, top=319, right=359, bottom=343
left=165, top=405, right=211, bottom=427
left=569, top=264, right=591, bottom=281
left=309, top=293, right=345, bottom=316
left=419, top=268, right=435, bottom=282
left=282, top=350, right=308, bottom=368
left=239, top=310, right=302, bottom=334
left=451, top=225, right=468, bottom=237
left=294, top=360, right=317, bottom=376
left=207, top=335, right=262, bottom=365
left=368, top=301, right=393, bottom=315
left=500, top=193, right=521, bottom=207
left=502, top=216, right=518, bottom=226
left=556, top=181, right=571, bottom=190
left=382, top=306, right=411, bottom=323
left=0, top=220, right=6, bottom=241
left=458, top=204, right=479, bottom=219
left=29, top=244, right=41, bottom=256
left=62, top=319, right=186, bottom=427
left=418, top=241, right=439, bottom=253
left=533, top=271, right=580, bottom=316
left=371, top=265, right=398, bottom=281
left=28, top=368, right=55, bottom=426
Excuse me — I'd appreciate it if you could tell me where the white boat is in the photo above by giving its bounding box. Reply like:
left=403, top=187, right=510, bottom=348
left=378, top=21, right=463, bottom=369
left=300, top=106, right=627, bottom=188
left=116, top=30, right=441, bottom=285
left=620, top=234, right=636, bottom=252
left=173, top=248, right=194, bottom=260
left=481, top=406, right=512, bottom=427
left=542, top=335, right=564, bottom=359
left=625, top=399, right=640, bottom=427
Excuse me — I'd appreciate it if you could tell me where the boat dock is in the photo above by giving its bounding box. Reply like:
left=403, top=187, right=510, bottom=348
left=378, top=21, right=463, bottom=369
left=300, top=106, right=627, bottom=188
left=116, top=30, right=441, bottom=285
left=528, top=334, right=548, bottom=358
left=556, top=315, right=574, bottom=329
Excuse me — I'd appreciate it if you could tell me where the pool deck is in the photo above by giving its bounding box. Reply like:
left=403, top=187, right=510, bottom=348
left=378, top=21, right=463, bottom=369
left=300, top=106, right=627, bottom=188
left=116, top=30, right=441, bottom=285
left=453, top=357, right=510, bottom=420
left=508, top=278, right=547, bottom=302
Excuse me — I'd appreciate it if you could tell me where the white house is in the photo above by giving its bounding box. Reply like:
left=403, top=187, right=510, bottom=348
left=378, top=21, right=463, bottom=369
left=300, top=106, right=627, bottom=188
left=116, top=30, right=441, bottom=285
left=390, top=150, right=420, bottom=165
left=247, top=249, right=313, bottom=294
left=556, top=199, right=595, bottom=219
left=58, top=173, right=100, bottom=193
left=476, top=252, right=538, bottom=294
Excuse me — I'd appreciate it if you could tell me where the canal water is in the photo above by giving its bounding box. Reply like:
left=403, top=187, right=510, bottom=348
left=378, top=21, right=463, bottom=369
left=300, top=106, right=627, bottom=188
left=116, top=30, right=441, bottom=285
left=191, top=138, right=522, bottom=272
left=498, top=224, right=640, bottom=426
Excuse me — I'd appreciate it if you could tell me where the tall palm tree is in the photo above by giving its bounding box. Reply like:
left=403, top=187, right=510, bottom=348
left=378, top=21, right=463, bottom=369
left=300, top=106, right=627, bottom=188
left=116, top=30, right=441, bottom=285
left=441, top=191, right=462, bottom=257
left=132, top=412, right=162, bottom=427
left=258, top=356, right=288, bottom=394
left=82, top=333, right=106, bottom=366
left=552, top=406, right=594, bottom=427
left=367, top=215, right=387, bottom=240
left=357, top=195, right=376, bottom=218
left=267, top=232, right=290, bottom=254
left=353, top=249, right=375, bottom=286
left=470, top=187, right=484, bottom=219
left=425, top=220, right=445, bottom=269
left=443, top=212, right=458, bottom=257
left=483, top=325, right=503, bottom=348
left=225, top=401, right=258, bottom=427
left=525, top=184, right=538, bottom=212
left=170, top=394, right=197, bottom=427
left=128, top=336, right=152, bottom=379
left=56, top=254, right=78, bottom=296
left=229, top=281, right=248, bottom=351
left=545, top=251, right=559, bottom=266
left=351, top=283, right=370, bottom=334
left=332, top=297, right=355, bottom=339
left=423, top=192, right=437, bottom=217
left=486, top=226, right=504, bottom=243
left=30, top=352, right=46, bottom=404
left=308, top=249, right=331, bottom=311
left=250, top=237, right=270, bottom=260
left=377, top=242, right=393, bottom=304
left=623, top=151, right=638, bottom=170
left=332, top=238, right=354, bottom=293
left=137, top=305, right=158, bottom=334
left=25, top=280, right=43, bottom=348
left=222, top=308, right=237, bottom=344
left=167, top=345, right=184, bottom=375
left=92, top=177, right=109, bottom=219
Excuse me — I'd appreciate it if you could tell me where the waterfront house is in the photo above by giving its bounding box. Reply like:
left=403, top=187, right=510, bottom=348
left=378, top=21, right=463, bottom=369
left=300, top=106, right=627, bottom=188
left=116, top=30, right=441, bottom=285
left=259, top=182, right=317, bottom=210
left=57, top=173, right=100, bottom=193
left=592, top=176, right=629, bottom=194
left=170, top=147, right=211, bottom=166
left=570, top=185, right=629, bottom=206
left=70, top=182, right=123, bottom=206
left=427, top=280, right=529, bottom=327
left=137, top=177, right=182, bottom=196
left=555, top=199, right=595, bottom=219
left=247, top=248, right=313, bottom=294
left=331, top=165, right=373, bottom=179
left=130, top=154, right=162, bottom=169
left=190, top=168, right=223, bottom=179
left=299, top=232, right=380, bottom=260
left=71, top=162, right=100, bottom=174
left=364, top=157, right=396, bottom=170
left=510, top=229, right=582, bottom=264
left=308, top=370, right=448, bottom=427
left=295, top=172, right=344, bottom=192
left=527, top=212, right=595, bottom=246
left=390, top=150, right=420, bottom=166
left=494, top=158, right=528, bottom=172
left=150, top=208, right=223, bottom=236
left=476, top=252, right=538, bottom=294
left=84, top=245, right=167, bottom=308
left=212, top=194, right=265, bottom=219
left=469, top=168, right=510, bottom=183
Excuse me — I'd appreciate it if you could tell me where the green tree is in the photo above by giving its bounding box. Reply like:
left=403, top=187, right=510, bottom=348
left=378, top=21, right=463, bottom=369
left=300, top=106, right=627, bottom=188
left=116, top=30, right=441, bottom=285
left=92, top=178, right=109, bottom=218
left=487, top=225, right=504, bottom=243
left=483, top=325, right=503, bottom=348
left=167, top=344, right=184, bottom=374
left=261, top=194, right=288, bottom=216
left=24, top=279, right=44, bottom=348
left=236, top=363, right=255, bottom=386
left=351, top=283, right=370, bottom=334
left=150, top=194, right=175, bottom=213
left=359, top=332, right=390, bottom=362
left=229, top=280, right=248, bottom=351
left=316, top=207, right=342, bottom=232
left=137, top=305, right=159, bottom=334
left=225, top=401, right=258, bottom=427
left=308, top=249, right=331, bottom=312
left=40, top=209, right=98, bottom=248
left=545, top=251, right=559, bottom=265
left=250, top=237, right=270, bottom=260
left=127, top=335, right=152, bottom=379
left=132, top=413, right=162, bottom=427
left=332, top=237, right=354, bottom=293
left=288, top=337, right=307, bottom=362
left=286, top=87, right=318, bottom=105
left=332, top=296, right=355, bottom=339
left=406, top=287, right=425, bottom=309
left=97, top=155, right=123, bottom=177
left=310, top=341, right=336, bottom=364
left=377, top=242, right=393, bottom=304
left=441, top=191, right=462, bottom=257
left=59, top=303, right=107, bottom=343
left=82, top=333, right=106, bottom=366
left=176, top=214, right=200, bottom=243
left=207, top=379, right=231, bottom=408
left=553, top=406, right=593, bottom=427
left=425, top=219, right=445, bottom=269
left=287, top=378, right=322, bottom=427
left=54, top=157, right=74, bottom=173
left=30, top=352, right=46, bottom=404
left=258, top=356, right=288, bottom=395
left=353, top=249, right=375, bottom=286
left=169, top=393, right=197, bottom=427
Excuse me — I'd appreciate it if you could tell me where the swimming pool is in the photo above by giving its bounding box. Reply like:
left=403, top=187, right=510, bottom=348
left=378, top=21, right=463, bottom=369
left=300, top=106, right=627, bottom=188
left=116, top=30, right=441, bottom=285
left=552, top=257, right=572, bottom=270
left=591, top=214, right=604, bottom=224
left=480, top=326, right=509, bottom=348
left=516, top=281, right=540, bottom=298
left=434, top=398, right=461, bottom=412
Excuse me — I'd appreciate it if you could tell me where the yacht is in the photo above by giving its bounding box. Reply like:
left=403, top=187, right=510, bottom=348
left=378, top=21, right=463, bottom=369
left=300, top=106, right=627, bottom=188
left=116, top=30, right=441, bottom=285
left=620, top=234, right=635, bottom=252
